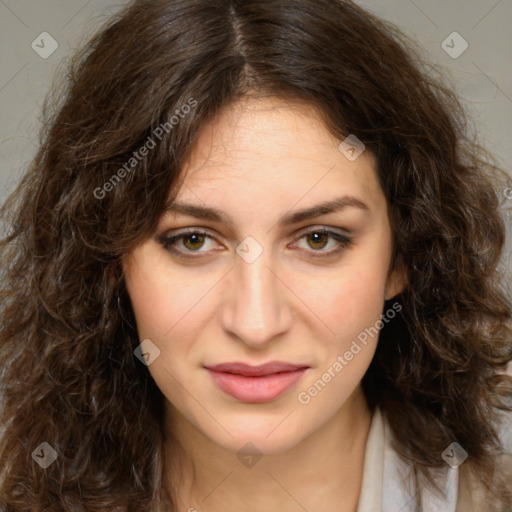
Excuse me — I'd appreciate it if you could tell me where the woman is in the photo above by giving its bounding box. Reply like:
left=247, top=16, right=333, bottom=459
left=0, top=0, right=511, bottom=510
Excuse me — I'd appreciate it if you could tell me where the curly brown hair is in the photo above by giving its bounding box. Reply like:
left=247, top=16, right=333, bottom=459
left=1, top=0, right=511, bottom=510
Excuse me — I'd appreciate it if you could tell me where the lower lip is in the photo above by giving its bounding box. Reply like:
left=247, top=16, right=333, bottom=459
left=207, top=369, right=308, bottom=403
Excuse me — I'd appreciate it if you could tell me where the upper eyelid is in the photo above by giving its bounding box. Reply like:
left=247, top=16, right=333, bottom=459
left=162, top=224, right=351, bottom=240
left=160, top=226, right=351, bottom=249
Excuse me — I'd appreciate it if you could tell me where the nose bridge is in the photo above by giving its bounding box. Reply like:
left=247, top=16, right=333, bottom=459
left=221, top=244, right=290, bottom=346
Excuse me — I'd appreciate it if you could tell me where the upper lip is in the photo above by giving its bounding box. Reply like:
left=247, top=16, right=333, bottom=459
left=204, top=361, right=309, bottom=377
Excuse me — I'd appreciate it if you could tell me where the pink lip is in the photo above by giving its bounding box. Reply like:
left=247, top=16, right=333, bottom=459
left=204, top=361, right=309, bottom=403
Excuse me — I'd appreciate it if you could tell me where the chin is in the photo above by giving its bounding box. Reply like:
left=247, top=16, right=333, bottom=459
left=202, top=414, right=310, bottom=455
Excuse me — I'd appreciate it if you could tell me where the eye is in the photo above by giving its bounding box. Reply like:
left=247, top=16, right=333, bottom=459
left=157, top=227, right=353, bottom=259
left=157, top=229, right=221, bottom=257
left=291, top=228, right=353, bottom=257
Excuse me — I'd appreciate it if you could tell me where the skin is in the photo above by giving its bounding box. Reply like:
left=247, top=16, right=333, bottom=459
left=123, top=96, right=405, bottom=512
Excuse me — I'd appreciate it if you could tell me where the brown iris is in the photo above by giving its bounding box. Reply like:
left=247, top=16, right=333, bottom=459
left=183, top=233, right=206, bottom=251
left=306, top=232, right=329, bottom=250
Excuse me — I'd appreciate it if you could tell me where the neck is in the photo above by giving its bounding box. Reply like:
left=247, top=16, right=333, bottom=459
left=162, top=386, right=373, bottom=512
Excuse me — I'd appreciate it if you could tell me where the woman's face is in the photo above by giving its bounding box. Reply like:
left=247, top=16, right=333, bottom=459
left=123, top=97, right=404, bottom=454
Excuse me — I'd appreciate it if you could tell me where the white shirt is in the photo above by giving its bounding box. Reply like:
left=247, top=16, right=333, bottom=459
left=356, top=405, right=512, bottom=512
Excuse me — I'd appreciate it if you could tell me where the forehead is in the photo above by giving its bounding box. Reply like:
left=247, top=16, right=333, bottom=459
left=174, top=97, right=385, bottom=213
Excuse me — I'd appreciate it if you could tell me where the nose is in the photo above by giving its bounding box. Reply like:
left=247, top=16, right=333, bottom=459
left=219, top=247, right=293, bottom=349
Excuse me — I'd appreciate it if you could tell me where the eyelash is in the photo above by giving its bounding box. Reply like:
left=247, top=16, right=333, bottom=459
left=157, top=227, right=353, bottom=259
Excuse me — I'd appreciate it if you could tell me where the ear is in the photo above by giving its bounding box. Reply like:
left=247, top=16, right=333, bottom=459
left=384, top=260, right=407, bottom=301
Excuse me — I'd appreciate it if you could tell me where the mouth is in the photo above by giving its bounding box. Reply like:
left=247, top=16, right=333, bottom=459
left=204, top=361, right=309, bottom=403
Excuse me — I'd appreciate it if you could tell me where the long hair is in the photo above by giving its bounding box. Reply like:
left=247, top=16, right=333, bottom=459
left=1, top=0, right=511, bottom=510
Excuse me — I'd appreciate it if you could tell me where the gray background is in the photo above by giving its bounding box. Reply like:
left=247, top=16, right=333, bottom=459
left=0, top=0, right=511, bottom=281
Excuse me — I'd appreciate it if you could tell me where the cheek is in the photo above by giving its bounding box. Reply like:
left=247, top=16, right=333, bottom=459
left=341, top=232, right=392, bottom=320
left=124, top=259, right=212, bottom=377
left=126, top=276, right=172, bottom=335
left=307, top=263, right=388, bottom=332
left=125, top=256, right=201, bottom=339
left=337, top=271, right=386, bottom=328
left=295, top=272, right=386, bottom=412
left=306, top=247, right=391, bottom=356
left=124, top=267, right=200, bottom=408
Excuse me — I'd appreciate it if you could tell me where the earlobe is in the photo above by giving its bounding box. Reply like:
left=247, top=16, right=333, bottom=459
left=384, top=264, right=408, bottom=301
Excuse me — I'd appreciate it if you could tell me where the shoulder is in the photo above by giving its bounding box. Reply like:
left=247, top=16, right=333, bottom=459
left=456, top=408, right=512, bottom=512
left=377, top=405, right=512, bottom=512
left=457, top=454, right=512, bottom=512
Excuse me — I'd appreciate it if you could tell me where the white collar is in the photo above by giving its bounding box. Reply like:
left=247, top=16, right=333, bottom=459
left=357, top=406, right=459, bottom=512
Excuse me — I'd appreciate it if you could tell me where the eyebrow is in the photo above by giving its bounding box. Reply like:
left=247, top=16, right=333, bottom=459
left=163, top=195, right=370, bottom=228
